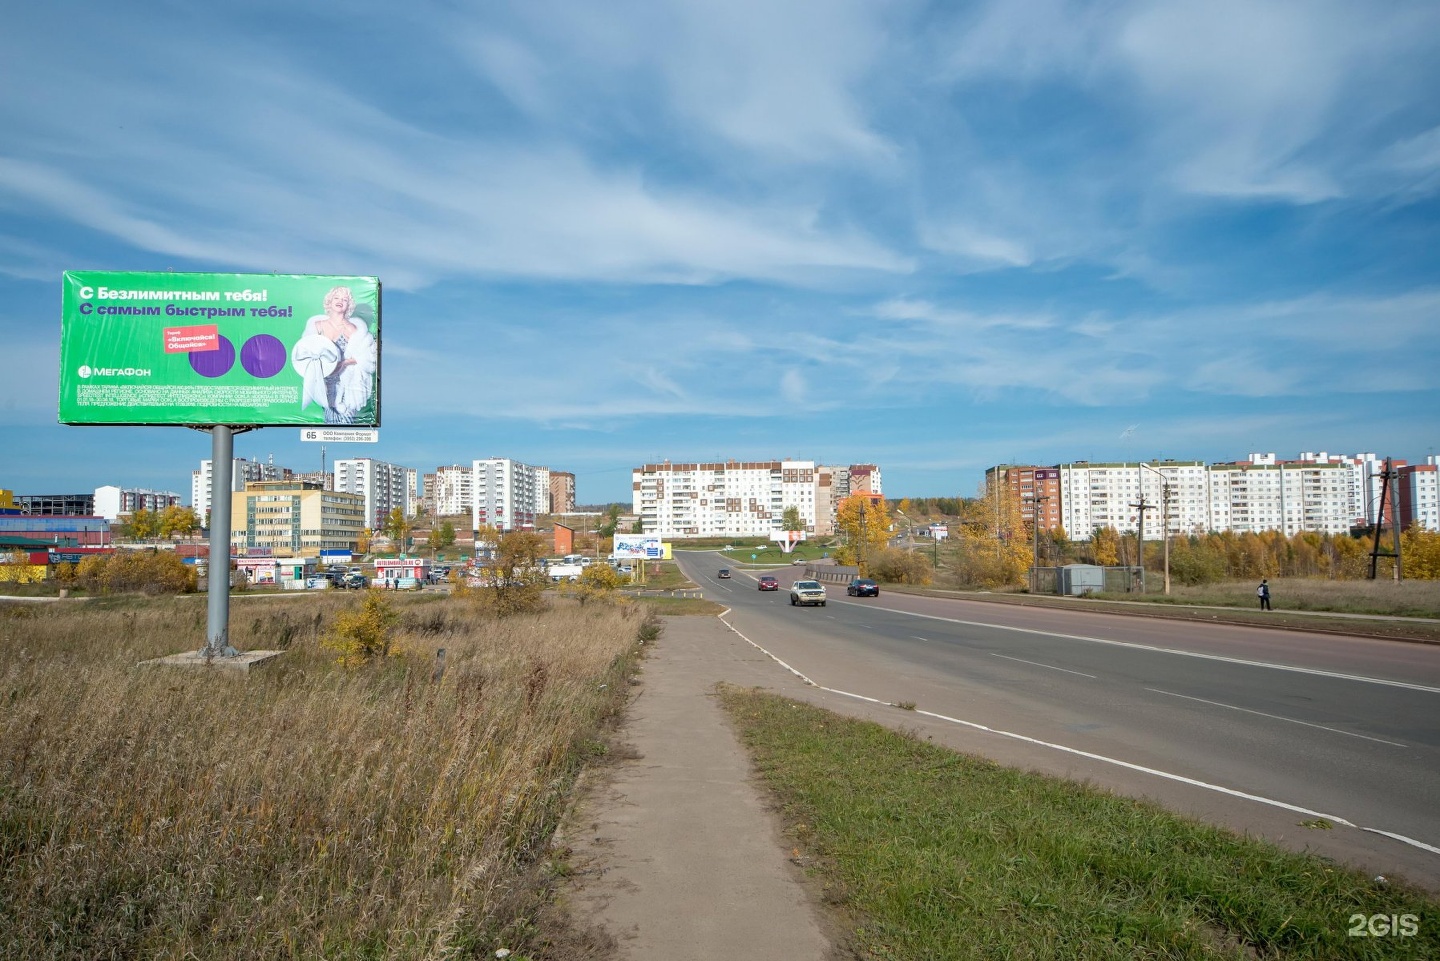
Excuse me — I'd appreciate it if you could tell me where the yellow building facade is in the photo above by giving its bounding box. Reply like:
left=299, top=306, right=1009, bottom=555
left=230, top=480, right=366, bottom=557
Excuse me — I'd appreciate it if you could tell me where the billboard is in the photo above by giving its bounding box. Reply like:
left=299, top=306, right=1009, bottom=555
left=613, top=534, right=663, bottom=559
left=59, top=271, right=380, bottom=426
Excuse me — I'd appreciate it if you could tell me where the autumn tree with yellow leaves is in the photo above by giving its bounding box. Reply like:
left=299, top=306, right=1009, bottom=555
left=833, top=495, right=891, bottom=574
left=952, top=478, right=1033, bottom=588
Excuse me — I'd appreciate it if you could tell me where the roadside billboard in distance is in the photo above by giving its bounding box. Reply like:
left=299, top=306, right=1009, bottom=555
left=613, top=534, right=663, bottom=559
left=59, top=271, right=380, bottom=427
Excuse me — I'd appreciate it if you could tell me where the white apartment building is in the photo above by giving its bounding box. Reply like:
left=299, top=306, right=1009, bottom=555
left=94, top=486, right=183, bottom=521
left=633, top=460, right=820, bottom=539
left=1059, top=462, right=1211, bottom=540
left=1056, top=456, right=1355, bottom=540
left=429, top=465, right=473, bottom=517
left=1209, top=456, right=1354, bottom=536
left=191, top=457, right=293, bottom=521
left=1401, top=458, right=1440, bottom=532
left=334, top=458, right=413, bottom=531
left=404, top=467, right=419, bottom=516
left=534, top=466, right=552, bottom=514
left=472, top=458, right=542, bottom=532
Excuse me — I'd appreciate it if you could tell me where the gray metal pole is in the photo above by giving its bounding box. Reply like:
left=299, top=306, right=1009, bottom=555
left=202, top=426, right=239, bottom=657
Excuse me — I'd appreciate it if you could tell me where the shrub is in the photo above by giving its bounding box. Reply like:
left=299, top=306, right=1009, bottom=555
left=576, top=564, right=625, bottom=604
left=868, top=547, right=932, bottom=585
left=73, top=551, right=197, bottom=595
left=323, top=590, right=400, bottom=666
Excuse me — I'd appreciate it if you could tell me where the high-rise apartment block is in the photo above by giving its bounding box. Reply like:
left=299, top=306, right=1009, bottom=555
left=549, top=471, right=577, bottom=515
left=333, top=458, right=413, bottom=530
left=93, top=486, right=183, bottom=521
left=999, top=452, right=1425, bottom=540
left=632, top=460, right=828, bottom=539
left=192, top=458, right=293, bottom=521
left=472, top=458, right=543, bottom=532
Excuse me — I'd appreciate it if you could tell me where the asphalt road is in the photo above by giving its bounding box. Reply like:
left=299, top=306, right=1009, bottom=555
left=676, top=551, right=1440, bottom=890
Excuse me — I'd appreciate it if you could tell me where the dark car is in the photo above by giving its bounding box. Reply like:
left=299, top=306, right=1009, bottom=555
left=847, top=577, right=879, bottom=597
left=718, top=568, right=732, bottom=579
left=757, top=575, right=779, bottom=591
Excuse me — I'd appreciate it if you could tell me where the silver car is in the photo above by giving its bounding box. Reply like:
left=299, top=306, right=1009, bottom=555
left=789, top=580, right=827, bottom=607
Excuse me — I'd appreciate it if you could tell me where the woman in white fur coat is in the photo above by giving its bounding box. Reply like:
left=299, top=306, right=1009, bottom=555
left=291, top=285, right=376, bottom=423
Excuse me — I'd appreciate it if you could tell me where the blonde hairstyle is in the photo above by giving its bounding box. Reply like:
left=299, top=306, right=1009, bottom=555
left=323, top=286, right=355, bottom=315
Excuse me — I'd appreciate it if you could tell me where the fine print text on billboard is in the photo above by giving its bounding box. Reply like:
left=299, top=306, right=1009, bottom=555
left=59, top=271, right=380, bottom=427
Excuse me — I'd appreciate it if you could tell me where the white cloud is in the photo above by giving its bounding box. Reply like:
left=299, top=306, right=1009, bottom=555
left=917, top=222, right=1033, bottom=268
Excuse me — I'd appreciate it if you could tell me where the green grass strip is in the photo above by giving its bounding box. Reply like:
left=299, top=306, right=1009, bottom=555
left=717, top=686, right=1440, bottom=960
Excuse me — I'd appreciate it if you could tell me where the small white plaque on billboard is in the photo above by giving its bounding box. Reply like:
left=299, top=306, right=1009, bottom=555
left=300, top=428, right=379, bottom=443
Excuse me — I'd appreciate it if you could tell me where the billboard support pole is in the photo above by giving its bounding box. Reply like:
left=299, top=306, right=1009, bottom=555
left=201, top=425, right=246, bottom=658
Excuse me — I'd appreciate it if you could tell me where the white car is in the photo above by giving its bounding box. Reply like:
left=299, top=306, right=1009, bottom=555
left=789, top=580, right=827, bottom=607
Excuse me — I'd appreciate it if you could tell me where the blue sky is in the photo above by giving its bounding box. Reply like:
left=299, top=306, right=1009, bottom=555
left=3, top=0, right=1438, bottom=505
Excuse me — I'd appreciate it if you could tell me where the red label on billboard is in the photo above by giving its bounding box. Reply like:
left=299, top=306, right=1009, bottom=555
left=164, top=324, right=220, bottom=353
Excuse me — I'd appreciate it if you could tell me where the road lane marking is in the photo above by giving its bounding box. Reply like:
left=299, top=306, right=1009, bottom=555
left=880, top=608, right=1440, bottom=694
left=1146, top=688, right=1406, bottom=747
left=990, top=653, right=1097, bottom=678
left=716, top=614, right=1440, bottom=858
left=1362, top=828, right=1440, bottom=856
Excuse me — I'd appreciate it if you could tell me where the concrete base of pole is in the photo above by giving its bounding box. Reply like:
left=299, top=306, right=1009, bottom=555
left=141, top=650, right=284, bottom=673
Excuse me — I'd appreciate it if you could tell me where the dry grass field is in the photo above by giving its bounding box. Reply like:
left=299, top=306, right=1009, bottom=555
left=0, top=592, right=650, bottom=960
left=1144, top=576, right=1440, bottom=617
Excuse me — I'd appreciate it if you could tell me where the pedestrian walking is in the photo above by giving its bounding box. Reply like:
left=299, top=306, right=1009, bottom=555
left=1257, top=578, right=1272, bottom=611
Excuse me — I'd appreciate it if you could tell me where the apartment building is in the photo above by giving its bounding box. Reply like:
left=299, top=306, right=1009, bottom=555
left=192, top=457, right=294, bottom=521
left=404, top=467, right=419, bottom=516
left=333, top=458, right=413, bottom=530
left=1058, top=462, right=1208, bottom=540
left=1038, top=456, right=1356, bottom=541
left=93, top=486, right=183, bottom=521
left=549, top=471, right=577, bottom=515
left=1399, top=458, right=1439, bottom=533
left=420, top=465, right=472, bottom=517
left=1207, top=456, right=1354, bottom=536
left=230, top=480, right=366, bottom=557
left=633, top=459, right=820, bottom=539
left=987, top=465, right=1063, bottom=532
left=472, top=458, right=542, bottom=532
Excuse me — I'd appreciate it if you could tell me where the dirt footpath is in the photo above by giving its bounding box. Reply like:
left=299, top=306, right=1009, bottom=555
left=554, top=615, right=839, bottom=961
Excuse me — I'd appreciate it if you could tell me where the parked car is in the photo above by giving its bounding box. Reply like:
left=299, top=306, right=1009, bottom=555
left=757, top=575, right=779, bottom=591
left=789, top=580, right=826, bottom=607
left=718, top=568, right=732, bottom=579
left=341, top=572, right=368, bottom=590
left=847, top=578, right=879, bottom=597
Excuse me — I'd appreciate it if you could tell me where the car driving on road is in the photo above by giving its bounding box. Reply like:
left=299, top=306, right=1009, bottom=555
left=757, top=575, right=779, bottom=591
left=847, top=578, right=879, bottom=597
left=789, top=580, right=826, bottom=607
left=718, top=568, right=732, bottom=579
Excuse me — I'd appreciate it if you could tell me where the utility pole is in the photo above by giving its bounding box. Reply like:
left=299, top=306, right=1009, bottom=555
left=1369, top=457, right=1402, bottom=581
left=1139, top=463, right=1172, bottom=594
left=1129, top=495, right=1153, bottom=593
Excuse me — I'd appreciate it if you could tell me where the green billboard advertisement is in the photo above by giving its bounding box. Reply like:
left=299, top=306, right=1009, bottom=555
left=59, top=271, right=381, bottom=427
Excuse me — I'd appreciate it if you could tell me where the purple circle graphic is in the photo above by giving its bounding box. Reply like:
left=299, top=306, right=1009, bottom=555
left=240, top=333, right=287, bottom=378
left=189, top=336, right=236, bottom=378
